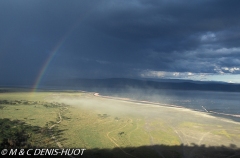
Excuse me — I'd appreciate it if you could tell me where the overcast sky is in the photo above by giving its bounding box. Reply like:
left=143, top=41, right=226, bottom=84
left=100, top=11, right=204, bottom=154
left=1, top=0, right=240, bottom=85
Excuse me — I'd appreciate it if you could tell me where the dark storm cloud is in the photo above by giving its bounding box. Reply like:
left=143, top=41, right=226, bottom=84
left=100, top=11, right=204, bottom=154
left=1, top=0, right=240, bottom=84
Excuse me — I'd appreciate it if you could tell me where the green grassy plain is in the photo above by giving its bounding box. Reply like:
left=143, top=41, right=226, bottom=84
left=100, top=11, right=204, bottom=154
left=1, top=89, right=240, bottom=157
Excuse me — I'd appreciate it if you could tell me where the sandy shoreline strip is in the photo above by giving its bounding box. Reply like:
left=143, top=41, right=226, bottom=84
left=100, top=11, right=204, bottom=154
left=93, top=92, right=240, bottom=124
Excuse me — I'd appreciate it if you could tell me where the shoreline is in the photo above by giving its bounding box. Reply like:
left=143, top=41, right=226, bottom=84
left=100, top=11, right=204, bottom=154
left=93, top=92, right=240, bottom=124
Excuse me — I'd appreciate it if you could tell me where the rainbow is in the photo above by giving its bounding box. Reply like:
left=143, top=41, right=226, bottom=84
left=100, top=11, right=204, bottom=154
left=31, top=36, right=66, bottom=92
left=31, top=6, right=97, bottom=92
left=32, top=20, right=81, bottom=92
left=32, top=20, right=80, bottom=92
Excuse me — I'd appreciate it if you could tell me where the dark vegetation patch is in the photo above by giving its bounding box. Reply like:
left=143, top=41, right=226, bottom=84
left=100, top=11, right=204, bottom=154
left=115, top=117, right=120, bottom=120
left=98, top=114, right=109, bottom=119
left=0, top=100, right=67, bottom=108
left=0, top=89, right=9, bottom=93
left=0, top=99, right=70, bottom=150
left=118, top=132, right=125, bottom=136
left=0, top=118, right=55, bottom=148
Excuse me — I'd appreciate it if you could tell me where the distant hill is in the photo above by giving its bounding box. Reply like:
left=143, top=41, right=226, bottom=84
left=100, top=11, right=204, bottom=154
left=44, top=78, right=240, bottom=92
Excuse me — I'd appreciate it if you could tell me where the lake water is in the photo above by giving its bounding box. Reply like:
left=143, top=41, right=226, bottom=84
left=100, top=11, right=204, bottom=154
left=99, top=88, right=240, bottom=122
left=35, top=85, right=240, bottom=122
